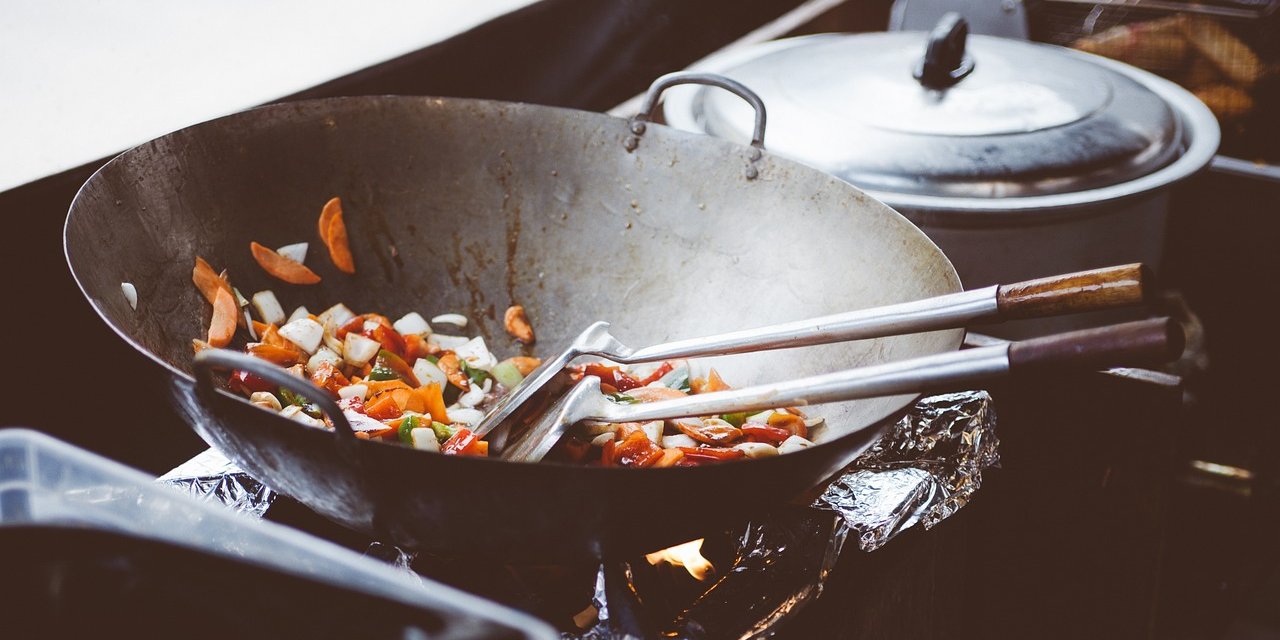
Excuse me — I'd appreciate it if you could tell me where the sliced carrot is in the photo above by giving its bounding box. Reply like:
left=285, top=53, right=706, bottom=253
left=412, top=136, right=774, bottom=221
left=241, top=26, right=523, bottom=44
left=248, top=342, right=305, bottom=366
left=365, top=426, right=398, bottom=440
left=389, top=388, right=414, bottom=411
left=325, top=208, right=356, bottom=274
left=318, top=197, right=341, bottom=245
left=365, top=379, right=411, bottom=396
left=250, top=241, right=321, bottom=285
left=471, top=440, right=489, bottom=456
left=364, top=393, right=402, bottom=420
left=653, top=448, right=685, bottom=468
left=415, top=383, right=450, bottom=424
left=251, top=320, right=271, bottom=338
left=192, top=257, right=232, bottom=305
left=207, top=287, right=238, bottom=348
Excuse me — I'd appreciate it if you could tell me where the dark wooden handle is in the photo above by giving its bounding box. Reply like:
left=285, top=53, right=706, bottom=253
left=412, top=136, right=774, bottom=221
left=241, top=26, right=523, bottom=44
left=997, top=263, right=1153, bottom=320
left=1008, top=317, right=1184, bottom=374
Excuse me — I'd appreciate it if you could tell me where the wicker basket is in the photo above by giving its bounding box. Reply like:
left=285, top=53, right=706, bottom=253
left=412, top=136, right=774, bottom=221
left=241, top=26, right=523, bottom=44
left=1028, top=0, right=1278, bottom=162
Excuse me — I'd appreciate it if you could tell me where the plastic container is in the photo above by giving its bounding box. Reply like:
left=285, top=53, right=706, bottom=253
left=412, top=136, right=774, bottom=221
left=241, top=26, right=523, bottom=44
left=0, top=428, right=557, bottom=640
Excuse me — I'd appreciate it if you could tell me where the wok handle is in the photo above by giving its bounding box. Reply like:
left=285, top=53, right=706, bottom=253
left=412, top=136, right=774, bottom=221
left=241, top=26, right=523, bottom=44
left=612, top=264, right=1154, bottom=364
left=997, top=263, right=1152, bottom=319
left=632, top=72, right=767, bottom=148
left=1009, top=317, right=1183, bottom=374
left=193, top=349, right=356, bottom=439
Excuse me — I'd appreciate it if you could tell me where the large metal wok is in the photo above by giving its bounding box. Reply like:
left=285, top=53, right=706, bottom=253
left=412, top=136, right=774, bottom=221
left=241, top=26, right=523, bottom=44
left=65, top=77, right=970, bottom=560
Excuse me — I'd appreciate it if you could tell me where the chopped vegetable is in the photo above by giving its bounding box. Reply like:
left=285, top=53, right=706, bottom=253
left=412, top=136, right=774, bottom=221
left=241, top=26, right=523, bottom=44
left=317, top=303, right=355, bottom=328
left=343, top=332, right=380, bottom=367
left=412, top=357, right=448, bottom=388
left=250, top=241, right=321, bottom=285
left=207, top=287, right=238, bottom=348
left=276, top=242, right=308, bottom=264
left=392, top=312, right=432, bottom=337
left=398, top=414, right=420, bottom=444
left=320, top=197, right=356, bottom=274
left=278, top=317, right=324, bottom=354
left=121, top=282, right=138, bottom=310
left=431, top=313, right=468, bottom=328
left=251, top=290, right=286, bottom=325
left=410, top=427, right=439, bottom=451
left=192, top=257, right=232, bottom=305
left=491, top=360, right=525, bottom=389
left=318, top=197, right=341, bottom=244
left=503, top=304, right=535, bottom=343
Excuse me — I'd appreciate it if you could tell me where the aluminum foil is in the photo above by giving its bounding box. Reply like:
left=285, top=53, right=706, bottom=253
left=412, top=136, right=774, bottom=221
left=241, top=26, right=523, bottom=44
left=575, top=390, right=999, bottom=640
left=157, top=447, right=276, bottom=518
left=815, top=390, right=1000, bottom=551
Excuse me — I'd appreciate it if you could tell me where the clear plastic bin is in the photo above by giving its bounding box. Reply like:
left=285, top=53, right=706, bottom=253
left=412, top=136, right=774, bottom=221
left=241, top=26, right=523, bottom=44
left=0, top=428, right=556, bottom=640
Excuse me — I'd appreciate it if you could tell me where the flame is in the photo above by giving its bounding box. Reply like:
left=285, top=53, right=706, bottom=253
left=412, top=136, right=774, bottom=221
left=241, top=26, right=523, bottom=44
left=645, top=538, right=714, bottom=581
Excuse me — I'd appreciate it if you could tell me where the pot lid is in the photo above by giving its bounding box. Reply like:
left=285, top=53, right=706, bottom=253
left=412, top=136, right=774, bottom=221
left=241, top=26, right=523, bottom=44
left=668, top=16, right=1184, bottom=200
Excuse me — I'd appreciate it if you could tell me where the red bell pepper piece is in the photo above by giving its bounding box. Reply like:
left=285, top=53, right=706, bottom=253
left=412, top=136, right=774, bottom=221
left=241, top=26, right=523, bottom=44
left=583, top=363, right=643, bottom=392
left=614, top=431, right=662, bottom=468
left=741, top=424, right=791, bottom=445
left=442, top=428, right=480, bottom=456
left=228, top=370, right=275, bottom=395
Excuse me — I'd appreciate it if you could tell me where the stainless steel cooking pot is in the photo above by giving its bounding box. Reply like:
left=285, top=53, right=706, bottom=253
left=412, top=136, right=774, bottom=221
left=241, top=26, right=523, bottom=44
left=662, top=14, right=1220, bottom=336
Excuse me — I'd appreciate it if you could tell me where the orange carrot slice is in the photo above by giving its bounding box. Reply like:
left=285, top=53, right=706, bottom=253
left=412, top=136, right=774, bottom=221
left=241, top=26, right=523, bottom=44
left=318, top=197, right=341, bottom=245
left=250, top=241, right=321, bottom=285
left=192, top=257, right=231, bottom=305
left=416, top=383, right=450, bottom=424
left=208, top=287, right=238, bottom=347
left=325, top=209, right=356, bottom=274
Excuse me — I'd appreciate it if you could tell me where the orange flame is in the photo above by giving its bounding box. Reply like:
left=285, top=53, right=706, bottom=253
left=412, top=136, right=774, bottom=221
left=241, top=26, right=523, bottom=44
left=644, top=538, right=714, bottom=581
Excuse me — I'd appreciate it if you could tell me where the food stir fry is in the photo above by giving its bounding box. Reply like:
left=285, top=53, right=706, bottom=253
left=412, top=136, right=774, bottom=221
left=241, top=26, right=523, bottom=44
left=547, top=361, right=822, bottom=467
left=189, top=196, right=818, bottom=464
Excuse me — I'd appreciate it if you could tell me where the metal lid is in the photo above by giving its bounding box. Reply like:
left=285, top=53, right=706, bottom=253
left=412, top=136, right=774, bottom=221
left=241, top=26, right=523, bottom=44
left=667, top=20, right=1185, bottom=201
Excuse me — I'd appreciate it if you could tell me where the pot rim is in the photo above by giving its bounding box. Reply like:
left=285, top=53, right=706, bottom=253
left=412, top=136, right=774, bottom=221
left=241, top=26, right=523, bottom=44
left=663, top=33, right=1221, bottom=216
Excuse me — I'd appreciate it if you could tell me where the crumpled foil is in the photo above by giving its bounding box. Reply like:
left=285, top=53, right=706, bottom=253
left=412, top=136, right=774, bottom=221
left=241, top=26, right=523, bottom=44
left=815, top=390, right=999, bottom=551
left=573, top=390, right=1000, bottom=640
left=157, top=447, right=275, bottom=518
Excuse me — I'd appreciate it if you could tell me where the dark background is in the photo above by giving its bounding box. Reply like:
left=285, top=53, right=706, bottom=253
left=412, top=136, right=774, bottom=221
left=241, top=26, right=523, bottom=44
left=3, top=0, right=1277, bottom=637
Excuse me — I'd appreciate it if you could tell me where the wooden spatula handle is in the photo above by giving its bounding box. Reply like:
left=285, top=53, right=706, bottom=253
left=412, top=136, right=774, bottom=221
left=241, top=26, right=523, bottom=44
left=997, top=263, right=1153, bottom=319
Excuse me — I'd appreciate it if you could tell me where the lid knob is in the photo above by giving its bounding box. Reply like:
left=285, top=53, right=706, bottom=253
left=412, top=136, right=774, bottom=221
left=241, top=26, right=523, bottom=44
left=914, top=13, right=975, bottom=90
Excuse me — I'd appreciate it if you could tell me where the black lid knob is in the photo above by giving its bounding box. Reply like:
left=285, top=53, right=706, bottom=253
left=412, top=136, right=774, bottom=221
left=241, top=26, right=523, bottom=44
left=914, top=13, right=975, bottom=90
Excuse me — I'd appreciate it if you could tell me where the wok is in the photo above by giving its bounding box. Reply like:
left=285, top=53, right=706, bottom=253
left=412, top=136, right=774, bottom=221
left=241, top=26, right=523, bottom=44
left=66, top=76, right=970, bottom=560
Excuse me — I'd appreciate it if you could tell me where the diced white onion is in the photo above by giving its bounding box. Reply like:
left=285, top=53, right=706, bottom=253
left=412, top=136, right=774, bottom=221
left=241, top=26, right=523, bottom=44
left=363, top=319, right=381, bottom=333
left=745, top=410, right=775, bottom=425
left=244, top=311, right=257, bottom=339
left=393, top=312, right=432, bottom=336
left=343, top=408, right=388, bottom=432
left=590, top=432, right=615, bottom=447
left=804, top=416, right=826, bottom=428
left=447, top=408, right=485, bottom=426
left=287, top=306, right=311, bottom=324
left=317, top=303, right=355, bottom=328
left=410, top=428, right=440, bottom=451
left=338, top=384, right=368, bottom=400
left=640, top=420, right=663, bottom=445
left=458, top=383, right=487, bottom=408
left=777, top=435, right=816, bottom=455
left=426, top=334, right=469, bottom=350
left=661, top=434, right=698, bottom=449
left=343, top=333, right=380, bottom=366
left=453, top=336, right=496, bottom=371
left=120, top=282, right=138, bottom=310
left=279, top=405, right=323, bottom=427
left=276, top=242, right=308, bottom=264
left=733, top=442, right=779, bottom=459
left=249, top=391, right=281, bottom=411
left=251, top=290, right=286, bottom=325
left=412, top=358, right=448, bottom=388
left=306, top=347, right=343, bottom=375
left=583, top=421, right=620, bottom=437
left=431, top=313, right=468, bottom=328
left=279, top=317, right=324, bottom=354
